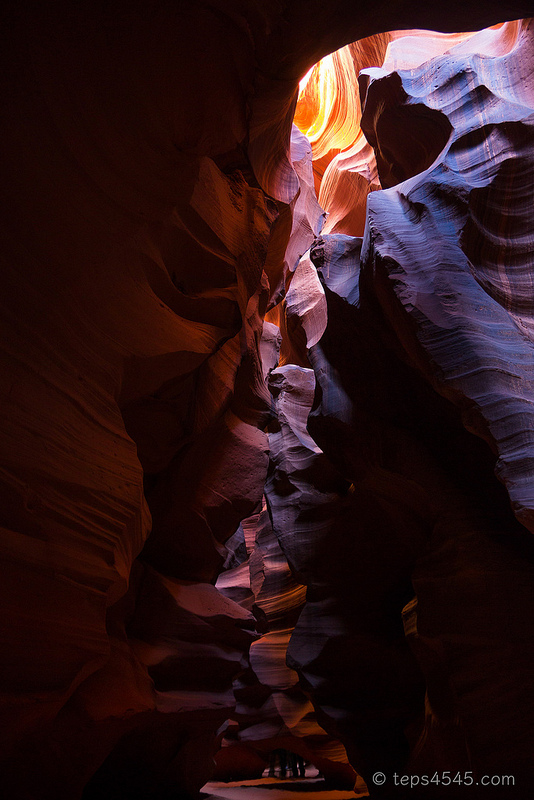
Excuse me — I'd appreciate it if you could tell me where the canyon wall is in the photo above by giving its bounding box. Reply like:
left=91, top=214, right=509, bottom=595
left=1, top=2, right=534, bottom=798
left=273, top=19, right=534, bottom=798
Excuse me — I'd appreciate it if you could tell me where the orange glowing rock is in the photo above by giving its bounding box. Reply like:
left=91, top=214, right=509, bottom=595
left=294, top=35, right=390, bottom=191
left=319, top=137, right=380, bottom=236
left=293, top=34, right=392, bottom=234
left=293, top=26, right=513, bottom=236
left=295, top=46, right=361, bottom=159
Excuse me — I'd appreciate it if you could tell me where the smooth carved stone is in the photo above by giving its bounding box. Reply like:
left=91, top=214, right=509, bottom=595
left=266, top=363, right=427, bottom=789
left=283, top=127, right=327, bottom=279
left=80, top=564, right=257, bottom=800
left=319, top=138, right=380, bottom=237
left=269, top=221, right=534, bottom=795
left=262, top=125, right=326, bottom=317
left=216, top=503, right=357, bottom=785
left=284, top=252, right=328, bottom=358
left=294, top=34, right=389, bottom=218
left=138, top=300, right=280, bottom=584
left=343, top=26, right=534, bottom=791
left=359, top=70, right=453, bottom=188
left=0, top=7, right=278, bottom=780
left=310, top=234, right=362, bottom=303
left=271, top=23, right=534, bottom=792
left=295, top=30, right=486, bottom=237
left=1, top=3, right=534, bottom=797
left=361, top=19, right=534, bottom=532
left=140, top=410, right=268, bottom=583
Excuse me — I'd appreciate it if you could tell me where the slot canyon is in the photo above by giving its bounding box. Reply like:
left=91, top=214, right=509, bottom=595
left=2, top=2, right=534, bottom=798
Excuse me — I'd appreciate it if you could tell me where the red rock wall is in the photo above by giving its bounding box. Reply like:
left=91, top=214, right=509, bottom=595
left=1, top=2, right=533, bottom=798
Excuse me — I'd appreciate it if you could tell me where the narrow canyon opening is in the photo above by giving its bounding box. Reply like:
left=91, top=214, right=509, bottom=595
left=1, top=6, right=534, bottom=800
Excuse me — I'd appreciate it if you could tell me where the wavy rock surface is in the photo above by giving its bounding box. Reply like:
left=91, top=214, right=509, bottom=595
left=264, top=20, right=534, bottom=797
left=1, top=2, right=534, bottom=798
left=266, top=362, right=426, bottom=791
left=357, top=25, right=534, bottom=792
left=82, top=565, right=257, bottom=800
left=294, top=29, right=484, bottom=237
left=294, top=35, right=390, bottom=232
left=216, top=503, right=357, bottom=787
left=361, top=19, right=534, bottom=533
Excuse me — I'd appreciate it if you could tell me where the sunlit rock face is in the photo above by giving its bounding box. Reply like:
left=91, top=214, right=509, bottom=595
left=294, top=23, right=525, bottom=237
left=294, top=35, right=388, bottom=235
left=361, top=18, right=534, bottom=534
left=1, top=2, right=534, bottom=798
left=268, top=18, right=534, bottom=798
left=360, top=24, right=534, bottom=790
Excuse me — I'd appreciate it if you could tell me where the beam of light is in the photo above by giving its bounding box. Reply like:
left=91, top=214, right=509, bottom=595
left=294, top=45, right=363, bottom=160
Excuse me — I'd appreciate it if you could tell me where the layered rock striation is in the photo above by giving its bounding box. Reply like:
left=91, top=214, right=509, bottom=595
left=265, top=18, right=534, bottom=797
left=215, top=502, right=358, bottom=787
left=1, top=3, right=534, bottom=799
